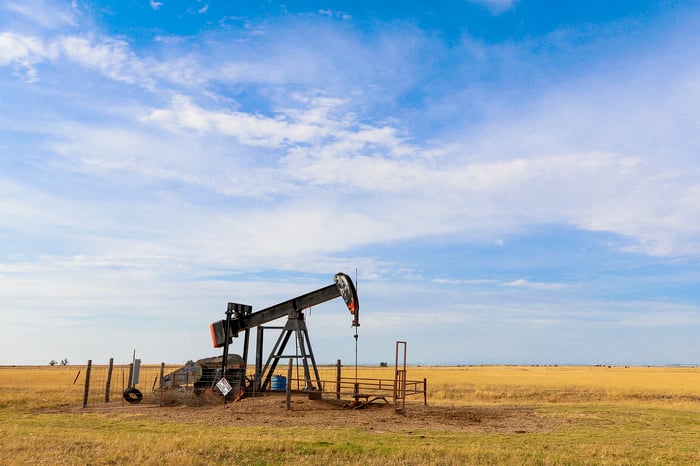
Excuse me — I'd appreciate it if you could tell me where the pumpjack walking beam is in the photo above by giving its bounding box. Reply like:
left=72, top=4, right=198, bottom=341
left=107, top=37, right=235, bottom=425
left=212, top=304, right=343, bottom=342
left=210, top=273, right=359, bottom=392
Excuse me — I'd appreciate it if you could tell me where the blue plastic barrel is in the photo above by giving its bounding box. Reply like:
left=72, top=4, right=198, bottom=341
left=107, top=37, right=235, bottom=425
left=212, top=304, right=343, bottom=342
left=271, top=375, right=286, bottom=391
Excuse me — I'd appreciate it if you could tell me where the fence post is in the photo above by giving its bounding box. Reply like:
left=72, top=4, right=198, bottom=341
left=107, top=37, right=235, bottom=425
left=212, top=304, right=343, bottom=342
left=286, top=359, right=293, bottom=410
left=423, top=378, right=427, bottom=405
left=336, top=359, right=341, bottom=400
left=82, top=360, right=92, bottom=408
left=159, top=362, right=165, bottom=407
left=127, top=363, right=134, bottom=389
left=105, top=358, right=114, bottom=403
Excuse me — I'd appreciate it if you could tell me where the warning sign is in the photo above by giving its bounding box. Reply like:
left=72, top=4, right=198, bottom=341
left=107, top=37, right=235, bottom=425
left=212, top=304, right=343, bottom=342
left=216, top=378, right=232, bottom=396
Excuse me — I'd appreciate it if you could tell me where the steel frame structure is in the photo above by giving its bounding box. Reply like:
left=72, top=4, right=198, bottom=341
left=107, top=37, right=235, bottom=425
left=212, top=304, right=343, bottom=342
left=210, top=273, right=359, bottom=393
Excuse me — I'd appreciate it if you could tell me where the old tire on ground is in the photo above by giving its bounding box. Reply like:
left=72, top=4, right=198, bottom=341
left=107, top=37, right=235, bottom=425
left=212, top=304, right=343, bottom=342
left=123, top=387, right=143, bottom=404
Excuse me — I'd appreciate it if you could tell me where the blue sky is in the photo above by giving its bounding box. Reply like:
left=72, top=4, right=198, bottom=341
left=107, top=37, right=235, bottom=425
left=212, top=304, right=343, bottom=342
left=1, top=0, right=699, bottom=366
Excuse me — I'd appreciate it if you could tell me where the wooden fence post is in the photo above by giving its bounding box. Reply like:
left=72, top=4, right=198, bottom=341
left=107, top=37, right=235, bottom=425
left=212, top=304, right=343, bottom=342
left=82, top=360, right=92, bottom=408
left=105, top=358, right=114, bottom=402
left=336, top=359, right=342, bottom=400
left=159, top=362, right=165, bottom=407
left=286, top=359, right=293, bottom=410
left=127, top=363, right=134, bottom=389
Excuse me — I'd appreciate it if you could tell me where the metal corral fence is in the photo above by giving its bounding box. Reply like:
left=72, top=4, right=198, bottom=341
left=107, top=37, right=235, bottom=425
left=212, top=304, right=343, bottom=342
left=82, top=359, right=427, bottom=408
left=266, top=361, right=427, bottom=406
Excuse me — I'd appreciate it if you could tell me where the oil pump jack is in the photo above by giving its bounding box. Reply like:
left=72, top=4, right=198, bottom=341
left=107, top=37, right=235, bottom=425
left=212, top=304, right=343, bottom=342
left=201, top=272, right=359, bottom=397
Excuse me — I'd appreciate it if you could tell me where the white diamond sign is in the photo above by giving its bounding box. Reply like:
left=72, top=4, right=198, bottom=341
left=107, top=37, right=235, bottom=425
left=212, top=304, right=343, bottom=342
left=216, top=377, right=232, bottom=396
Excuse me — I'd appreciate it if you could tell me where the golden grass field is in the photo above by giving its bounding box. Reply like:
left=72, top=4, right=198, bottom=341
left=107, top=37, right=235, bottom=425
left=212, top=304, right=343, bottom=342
left=1, top=364, right=699, bottom=465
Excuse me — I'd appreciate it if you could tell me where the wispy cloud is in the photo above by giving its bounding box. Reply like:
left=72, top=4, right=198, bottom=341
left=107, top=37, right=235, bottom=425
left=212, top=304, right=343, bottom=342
left=59, top=36, right=152, bottom=85
left=467, top=0, right=518, bottom=15
left=4, top=0, right=78, bottom=29
left=143, top=94, right=332, bottom=147
left=3, top=13, right=699, bottom=261
left=0, top=31, right=154, bottom=85
left=504, top=279, right=568, bottom=290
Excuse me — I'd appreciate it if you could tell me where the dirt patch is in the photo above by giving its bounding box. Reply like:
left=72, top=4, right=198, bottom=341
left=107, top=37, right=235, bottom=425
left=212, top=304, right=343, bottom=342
left=48, top=395, right=562, bottom=434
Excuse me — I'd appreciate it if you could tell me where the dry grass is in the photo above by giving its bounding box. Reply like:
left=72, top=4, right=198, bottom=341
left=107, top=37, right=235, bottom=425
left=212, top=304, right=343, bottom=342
left=326, top=364, right=700, bottom=405
left=414, top=365, right=700, bottom=404
left=1, top=364, right=699, bottom=465
left=0, top=366, right=83, bottom=409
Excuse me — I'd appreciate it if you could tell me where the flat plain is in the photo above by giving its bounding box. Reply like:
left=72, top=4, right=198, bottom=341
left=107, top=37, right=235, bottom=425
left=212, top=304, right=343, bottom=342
left=1, top=364, right=699, bottom=465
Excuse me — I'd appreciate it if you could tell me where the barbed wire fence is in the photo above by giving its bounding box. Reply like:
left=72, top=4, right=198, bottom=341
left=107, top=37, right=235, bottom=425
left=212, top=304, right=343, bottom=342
left=81, top=358, right=426, bottom=409
left=81, top=359, right=166, bottom=407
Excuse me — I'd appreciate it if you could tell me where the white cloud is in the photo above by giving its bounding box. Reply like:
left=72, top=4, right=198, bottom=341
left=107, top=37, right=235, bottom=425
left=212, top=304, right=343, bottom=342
left=317, top=9, right=352, bottom=21
left=150, top=1, right=163, bottom=11
left=4, top=0, right=78, bottom=29
left=5, top=64, right=698, bottom=262
left=0, top=31, right=47, bottom=81
left=143, top=94, right=327, bottom=146
left=504, top=279, right=568, bottom=290
left=467, top=0, right=518, bottom=15
left=57, top=35, right=152, bottom=85
left=3, top=3, right=699, bottom=266
left=0, top=32, right=156, bottom=85
left=615, top=303, right=700, bottom=328
left=41, top=96, right=700, bottom=261
left=0, top=32, right=45, bottom=64
left=142, top=93, right=411, bottom=160
left=432, top=278, right=500, bottom=285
